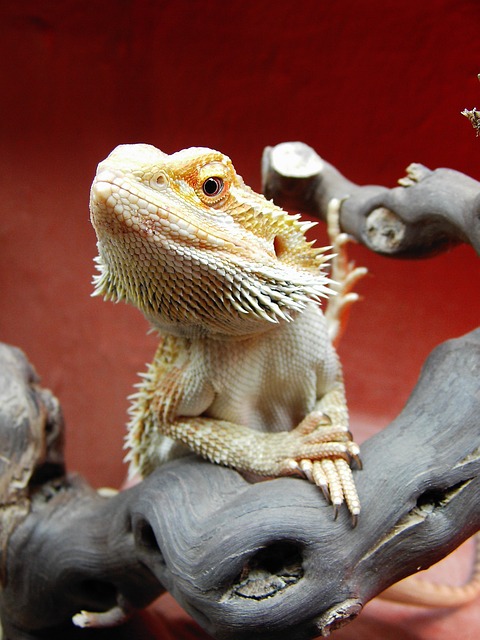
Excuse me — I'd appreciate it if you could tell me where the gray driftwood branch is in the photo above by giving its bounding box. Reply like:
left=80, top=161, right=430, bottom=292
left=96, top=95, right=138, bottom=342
left=1, top=331, right=479, bottom=639
left=1, top=145, right=480, bottom=639
left=262, top=141, right=480, bottom=257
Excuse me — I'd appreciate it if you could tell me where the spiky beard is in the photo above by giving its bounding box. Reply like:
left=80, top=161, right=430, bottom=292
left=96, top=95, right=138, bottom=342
left=92, top=236, right=332, bottom=340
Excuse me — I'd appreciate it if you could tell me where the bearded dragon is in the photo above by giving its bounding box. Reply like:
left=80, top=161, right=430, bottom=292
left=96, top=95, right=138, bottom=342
left=89, top=143, right=364, bottom=521
left=81, top=145, right=480, bottom=631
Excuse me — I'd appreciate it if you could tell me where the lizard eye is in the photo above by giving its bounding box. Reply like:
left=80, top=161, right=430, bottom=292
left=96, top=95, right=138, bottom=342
left=202, top=176, right=224, bottom=197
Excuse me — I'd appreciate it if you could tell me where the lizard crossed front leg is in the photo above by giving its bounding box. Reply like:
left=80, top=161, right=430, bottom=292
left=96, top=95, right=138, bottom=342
left=159, top=381, right=361, bottom=525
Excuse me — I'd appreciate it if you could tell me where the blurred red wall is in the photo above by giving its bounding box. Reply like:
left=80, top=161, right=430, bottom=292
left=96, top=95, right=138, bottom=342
left=1, top=0, right=479, bottom=488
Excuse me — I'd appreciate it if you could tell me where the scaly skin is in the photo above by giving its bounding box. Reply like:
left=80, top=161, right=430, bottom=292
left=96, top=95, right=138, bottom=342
left=89, top=144, right=362, bottom=520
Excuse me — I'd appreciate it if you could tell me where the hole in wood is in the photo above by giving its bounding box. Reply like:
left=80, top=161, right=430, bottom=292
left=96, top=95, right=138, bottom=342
left=416, top=478, right=473, bottom=513
left=132, top=516, right=167, bottom=573
left=75, top=579, right=117, bottom=610
left=29, top=463, right=65, bottom=488
left=229, top=541, right=304, bottom=600
left=135, top=518, right=161, bottom=553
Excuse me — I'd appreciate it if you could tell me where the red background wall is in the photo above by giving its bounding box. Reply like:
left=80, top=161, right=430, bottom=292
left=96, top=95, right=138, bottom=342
left=1, top=0, right=479, bottom=490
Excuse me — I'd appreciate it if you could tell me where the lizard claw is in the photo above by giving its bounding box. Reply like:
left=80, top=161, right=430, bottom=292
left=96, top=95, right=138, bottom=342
left=300, top=459, right=331, bottom=503
left=312, top=460, right=332, bottom=504
left=281, top=411, right=362, bottom=521
left=351, top=452, right=363, bottom=470
left=345, top=440, right=362, bottom=469
left=299, top=458, right=313, bottom=481
left=297, top=454, right=360, bottom=522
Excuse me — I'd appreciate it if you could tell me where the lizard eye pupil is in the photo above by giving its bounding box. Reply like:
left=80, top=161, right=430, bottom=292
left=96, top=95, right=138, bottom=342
left=202, top=177, right=224, bottom=197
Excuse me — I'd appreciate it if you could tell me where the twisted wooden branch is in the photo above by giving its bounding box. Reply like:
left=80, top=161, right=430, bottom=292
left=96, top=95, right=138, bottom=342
left=0, top=328, right=479, bottom=639
left=262, top=141, right=480, bottom=257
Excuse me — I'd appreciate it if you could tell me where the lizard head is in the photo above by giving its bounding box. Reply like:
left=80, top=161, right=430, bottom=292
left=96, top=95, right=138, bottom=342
left=90, top=143, right=332, bottom=338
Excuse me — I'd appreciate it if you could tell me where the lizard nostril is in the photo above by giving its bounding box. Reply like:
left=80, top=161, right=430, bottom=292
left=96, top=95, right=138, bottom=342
left=150, top=173, right=167, bottom=190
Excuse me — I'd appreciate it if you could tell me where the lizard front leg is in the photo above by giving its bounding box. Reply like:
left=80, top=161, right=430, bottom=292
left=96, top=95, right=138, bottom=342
left=162, top=399, right=361, bottom=523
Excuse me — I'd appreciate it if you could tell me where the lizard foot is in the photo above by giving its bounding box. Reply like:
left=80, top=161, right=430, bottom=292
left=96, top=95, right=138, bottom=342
left=283, top=412, right=361, bottom=524
left=72, top=604, right=131, bottom=628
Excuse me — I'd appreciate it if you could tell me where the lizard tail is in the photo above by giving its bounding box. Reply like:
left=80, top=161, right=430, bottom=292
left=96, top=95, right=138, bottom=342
left=380, top=533, right=480, bottom=607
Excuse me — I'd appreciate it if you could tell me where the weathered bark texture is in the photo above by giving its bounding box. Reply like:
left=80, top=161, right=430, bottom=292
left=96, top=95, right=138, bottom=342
left=262, top=141, right=480, bottom=257
left=0, top=345, right=164, bottom=640
left=1, top=145, right=480, bottom=639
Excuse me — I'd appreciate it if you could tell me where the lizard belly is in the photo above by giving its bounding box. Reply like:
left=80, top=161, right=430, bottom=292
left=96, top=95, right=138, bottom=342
left=204, top=303, right=330, bottom=433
